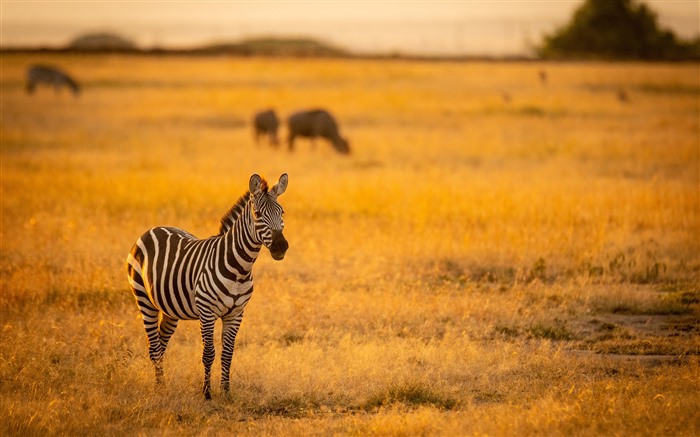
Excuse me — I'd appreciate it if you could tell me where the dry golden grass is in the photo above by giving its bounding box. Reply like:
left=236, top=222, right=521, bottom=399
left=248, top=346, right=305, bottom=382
left=1, top=54, right=699, bottom=436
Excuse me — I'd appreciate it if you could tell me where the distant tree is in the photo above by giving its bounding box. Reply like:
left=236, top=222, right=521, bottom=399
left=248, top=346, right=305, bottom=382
left=538, top=0, right=699, bottom=60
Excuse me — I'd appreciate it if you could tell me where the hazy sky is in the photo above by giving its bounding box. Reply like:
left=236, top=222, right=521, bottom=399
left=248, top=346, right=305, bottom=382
left=2, top=1, right=699, bottom=56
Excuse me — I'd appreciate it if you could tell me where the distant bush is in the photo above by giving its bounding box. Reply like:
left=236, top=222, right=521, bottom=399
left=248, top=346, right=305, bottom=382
left=68, top=32, right=137, bottom=51
left=538, top=0, right=700, bottom=60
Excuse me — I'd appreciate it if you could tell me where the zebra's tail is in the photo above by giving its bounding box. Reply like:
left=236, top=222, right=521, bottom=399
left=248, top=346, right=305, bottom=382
left=126, top=246, right=148, bottom=301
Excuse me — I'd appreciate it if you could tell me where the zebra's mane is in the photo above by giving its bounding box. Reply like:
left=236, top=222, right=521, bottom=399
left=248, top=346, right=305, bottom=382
left=216, top=179, right=268, bottom=236
left=217, top=191, right=251, bottom=236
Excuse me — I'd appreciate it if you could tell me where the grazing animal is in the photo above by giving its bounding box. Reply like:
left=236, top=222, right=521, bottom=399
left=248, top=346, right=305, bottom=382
left=26, top=64, right=80, bottom=96
left=253, top=109, right=280, bottom=146
left=617, top=88, right=629, bottom=103
left=501, top=91, right=512, bottom=104
left=538, top=70, right=548, bottom=85
left=126, top=173, right=289, bottom=400
left=287, top=109, right=350, bottom=154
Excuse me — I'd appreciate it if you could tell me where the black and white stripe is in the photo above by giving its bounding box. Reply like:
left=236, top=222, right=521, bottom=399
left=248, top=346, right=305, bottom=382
left=126, top=173, right=289, bottom=399
left=26, top=64, right=80, bottom=96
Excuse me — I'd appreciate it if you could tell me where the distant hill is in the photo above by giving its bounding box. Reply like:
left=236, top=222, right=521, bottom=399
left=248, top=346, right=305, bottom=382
left=195, top=37, right=348, bottom=57
left=68, top=33, right=137, bottom=51
left=3, top=34, right=503, bottom=60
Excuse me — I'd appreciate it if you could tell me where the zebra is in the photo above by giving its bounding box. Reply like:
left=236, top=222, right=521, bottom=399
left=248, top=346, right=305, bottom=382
left=126, top=173, right=289, bottom=399
left=26, top=64, right=80, bottom=96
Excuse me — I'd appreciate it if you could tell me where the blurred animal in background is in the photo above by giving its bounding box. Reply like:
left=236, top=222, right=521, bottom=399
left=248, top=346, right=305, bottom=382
left=501, top=91, right=512, bottom=104
left=287, top=109, right=350, bottom=154
left=617, top=88, right=630, bottom=103
left=253, top=109, right=280, bottom=146
left=26, top=64, right=80, bottom=96
left=539, top=69, right=548, bottom=85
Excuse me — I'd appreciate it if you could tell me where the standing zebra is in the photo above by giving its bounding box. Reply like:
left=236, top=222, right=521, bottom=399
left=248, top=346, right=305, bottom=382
left=126, top=173, right=289, bottom=399
left=26, top=64, right=80, bottom=96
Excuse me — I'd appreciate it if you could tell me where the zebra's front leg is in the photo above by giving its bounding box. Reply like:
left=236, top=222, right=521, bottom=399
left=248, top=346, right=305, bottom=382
left=199, top=311, right=217, bottom=400
left=220, top=312, right=244, bottom=395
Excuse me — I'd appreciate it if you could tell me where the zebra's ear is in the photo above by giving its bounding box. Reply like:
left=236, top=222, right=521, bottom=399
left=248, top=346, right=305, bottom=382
left=249, top=174, right=264, bottom=196
left=271, top=173, right=288, bottom=198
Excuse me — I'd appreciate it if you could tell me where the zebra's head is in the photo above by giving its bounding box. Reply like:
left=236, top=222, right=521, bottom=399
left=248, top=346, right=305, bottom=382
left=249, top=173, right=289, bottom=260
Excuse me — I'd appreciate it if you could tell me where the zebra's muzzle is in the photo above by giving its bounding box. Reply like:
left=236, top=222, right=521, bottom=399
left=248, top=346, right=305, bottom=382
left=269, top=230, right=288, bottom=260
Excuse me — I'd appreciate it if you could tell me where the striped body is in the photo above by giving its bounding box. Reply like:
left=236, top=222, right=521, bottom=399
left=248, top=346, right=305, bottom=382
left=126, top=174, right=288, bottom=399
left=127, top=225, right=256, bottom=319
left=26, top=64, right=80, bottom=96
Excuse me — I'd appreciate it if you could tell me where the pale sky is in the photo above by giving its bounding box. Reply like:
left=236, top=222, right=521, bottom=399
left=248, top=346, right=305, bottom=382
left=1, top=1, right=698, bottom=56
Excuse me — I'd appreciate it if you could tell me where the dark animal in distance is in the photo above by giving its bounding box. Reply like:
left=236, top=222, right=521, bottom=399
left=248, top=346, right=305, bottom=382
left=501, top=91, right=512, bottom=104
left=287, top=109, right=350, bottom=154
left=617, top=88, right=630, bottom=103
left=253, top=109, right=280, bottom=145
left=26, top=64, right=80, bottom=96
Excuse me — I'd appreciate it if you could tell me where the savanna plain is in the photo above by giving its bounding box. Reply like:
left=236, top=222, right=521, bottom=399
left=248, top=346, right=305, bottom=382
left=1, top=55, right=699, bottom=436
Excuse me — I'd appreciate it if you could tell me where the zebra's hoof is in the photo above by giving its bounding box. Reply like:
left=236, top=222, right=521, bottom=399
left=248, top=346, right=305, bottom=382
left=221, top=390, right=233, bottom=401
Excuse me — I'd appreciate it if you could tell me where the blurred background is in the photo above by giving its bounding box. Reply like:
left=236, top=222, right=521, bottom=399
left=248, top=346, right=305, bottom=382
left=2, top=0, right=698, bottom=57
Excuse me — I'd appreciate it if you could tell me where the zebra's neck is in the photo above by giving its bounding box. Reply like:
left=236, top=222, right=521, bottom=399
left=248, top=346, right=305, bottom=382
left=224, top=199, right=262, bottom=274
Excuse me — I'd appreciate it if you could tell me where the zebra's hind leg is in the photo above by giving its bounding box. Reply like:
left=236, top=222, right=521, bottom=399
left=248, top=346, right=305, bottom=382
left=220, top=312, right=244, bottom=396
left=198, top=310, right=217, bottom=400
left=139, top=305, right=166, bottom=384
left=158, top=313, right=179, bottom=355
left=127, top=248, right=164, bottom=384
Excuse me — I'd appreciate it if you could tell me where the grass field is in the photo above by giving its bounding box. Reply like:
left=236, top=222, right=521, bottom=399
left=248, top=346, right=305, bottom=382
left=1, top=54, right=699, bottom=436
